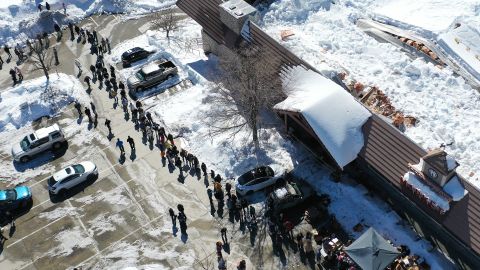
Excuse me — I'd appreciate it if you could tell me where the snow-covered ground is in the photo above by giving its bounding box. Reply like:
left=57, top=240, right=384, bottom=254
left=0, top=73, right=99, bottom=186
left=259, top=0, right=480, bottom=188
left=104, top=15, right=455, bottom=268
left=0, top=0, right=175, bottom=45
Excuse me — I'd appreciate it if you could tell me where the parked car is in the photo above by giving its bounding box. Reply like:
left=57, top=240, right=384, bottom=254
left=0, top=186, right=32, bottom=210
left=48, top=161, right=98, bottom=196
left=267, top=179, right=314, bottom=215
left=236, top=166, right=279, bottom=196
left=127, top=59, right=178, bottom=93
left=11, top=124, right=66, bottom=163
left=121, top=47, right=155, bottom=67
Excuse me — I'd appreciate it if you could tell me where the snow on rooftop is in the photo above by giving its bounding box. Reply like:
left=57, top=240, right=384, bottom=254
left=444, top=175, right=469, bottom=201
left=438, top=22, right=480, bottom=83
left=371, top=0, right=479, bottom=32
left=446, top=154, right=458, bottom=171
left=275, top=67, right=371, bottom=168
left=403, top=172, right=450, bottom=211
left=260, top=0, right=480, bottom=187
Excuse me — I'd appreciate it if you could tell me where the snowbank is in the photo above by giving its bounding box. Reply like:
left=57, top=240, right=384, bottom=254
left=0, top=73, right=90, bottom=132
left=0, top=0, right=175, bottom=45
left=275, top=67, right=371, bottom=168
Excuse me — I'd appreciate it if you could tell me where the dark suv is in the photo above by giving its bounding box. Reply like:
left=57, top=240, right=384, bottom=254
left=121, top=47, right=154, bottom=67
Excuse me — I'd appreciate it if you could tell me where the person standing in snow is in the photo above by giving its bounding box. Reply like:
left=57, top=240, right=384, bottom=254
left=84, top=106, right=92, bottom=123
left=74, top=102, right=82, bottom=117
left=116, top=138, right=125, bottom=155
left=62, top=3, right=67, bottom=15
left=4, top=45, right=11, bottom=61
left=201, top=162, right=207, bottom=176
left=127, top=136, right=135, bottom=150
left=93, top=30, right=98, bottom=43
left=0, top=54, right=3, bottom=67
left=216, top=241, right=223, bottom=259
left=237, top=260, right=246, bottom=270
left=45, top=2, right=50, bottom=11
left=221, top=227, right=228, bottom=244
left=225, top=182, right=232, bottom=198
left=37, top=3, right=42, bottom=12
left=177, top=205, right=187, bottom=234
left=14, top=66, right=23, bottom=82
left=106, top=38, right=111, bottom=54
left=104, top=118, right=112, bottom=134
left=68, top=22, right=74, bottom=40
left=9, top=68, right=17, bottom=85
left=169, top=208, right=177, bottom=227
left=84, top=75, right=91, bottom=90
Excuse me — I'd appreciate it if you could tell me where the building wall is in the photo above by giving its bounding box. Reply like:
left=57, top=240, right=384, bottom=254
left=353, top=158, right=480, bottom=270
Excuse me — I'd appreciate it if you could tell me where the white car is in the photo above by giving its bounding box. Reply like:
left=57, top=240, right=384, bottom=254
left=11, top=124, right=66, bottom=162
left=235, top=166, right=279, bottom=196
left=48, top=161, right=98, bottom=195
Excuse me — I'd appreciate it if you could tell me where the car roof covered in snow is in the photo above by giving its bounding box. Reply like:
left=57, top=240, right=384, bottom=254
left=274, top=67, right=371, bottom=169
left=141, top=63, right=160, bottom=75
left=34, top=123, right=60, bottom=139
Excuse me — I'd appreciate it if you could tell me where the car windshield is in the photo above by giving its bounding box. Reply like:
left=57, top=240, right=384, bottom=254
left=5, top=189, right=16, bottom=201
left=238, top=166, right=274, bottom=185
left=72, top=164, right=85, bottom=174
left=20, top=136, right=30, bottom=151
left=136, top=71, right=145, bottom=81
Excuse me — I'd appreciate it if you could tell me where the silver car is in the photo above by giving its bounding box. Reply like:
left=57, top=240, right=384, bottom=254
left=12, top=124, right=66, bottom=162
left=48, top=161, right=98, bottom=195
left=127, top=60, right=178, bottom=93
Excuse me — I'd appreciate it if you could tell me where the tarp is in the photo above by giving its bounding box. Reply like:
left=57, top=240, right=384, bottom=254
left=345, top=227, right=400, bottom=270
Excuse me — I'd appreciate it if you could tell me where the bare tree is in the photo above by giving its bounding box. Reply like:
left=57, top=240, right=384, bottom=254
left=28, top=41, right=53, bottom=80
left=150, top=8, right=180, bottom=39
left=207, top=45, right=283, bottom=149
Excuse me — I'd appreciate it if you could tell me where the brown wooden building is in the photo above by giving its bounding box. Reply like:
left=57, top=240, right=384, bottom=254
left=176, top=0, right=480, bottom=268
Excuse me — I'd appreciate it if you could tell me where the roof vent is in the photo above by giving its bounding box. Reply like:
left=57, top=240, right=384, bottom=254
left=234, top=11, right=244, bottom=16
left=229, top=5, right=236, bottom=10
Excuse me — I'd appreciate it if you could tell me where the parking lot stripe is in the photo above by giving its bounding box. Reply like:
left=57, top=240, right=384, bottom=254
left=68, top=200, right=102, bottom=254
left=75, top=213, right=166, bottom=268
left=89, top=17, right=99, bottom=27
left=7, top=215, right=66, bottom=248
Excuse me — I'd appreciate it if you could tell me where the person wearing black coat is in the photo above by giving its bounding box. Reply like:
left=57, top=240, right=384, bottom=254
left=201, top=163, right=207, bottom=176
left=45, top=2, right=50, bottom=10
left=9, top=68, right=17, bottom=84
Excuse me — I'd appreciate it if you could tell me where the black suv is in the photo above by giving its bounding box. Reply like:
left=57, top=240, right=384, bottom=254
left=121, top=47, right=154, bottom=67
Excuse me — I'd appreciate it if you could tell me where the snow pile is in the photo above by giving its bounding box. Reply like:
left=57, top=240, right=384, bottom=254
left=0, top=73, right=89, bottom=132
left=403, top=172, right=450, bottom=211
left=275, top=67, right=371, bottom=168
left=0, top=0, right=175, bottom=45
left=260, top=1, right=480, bottom=186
